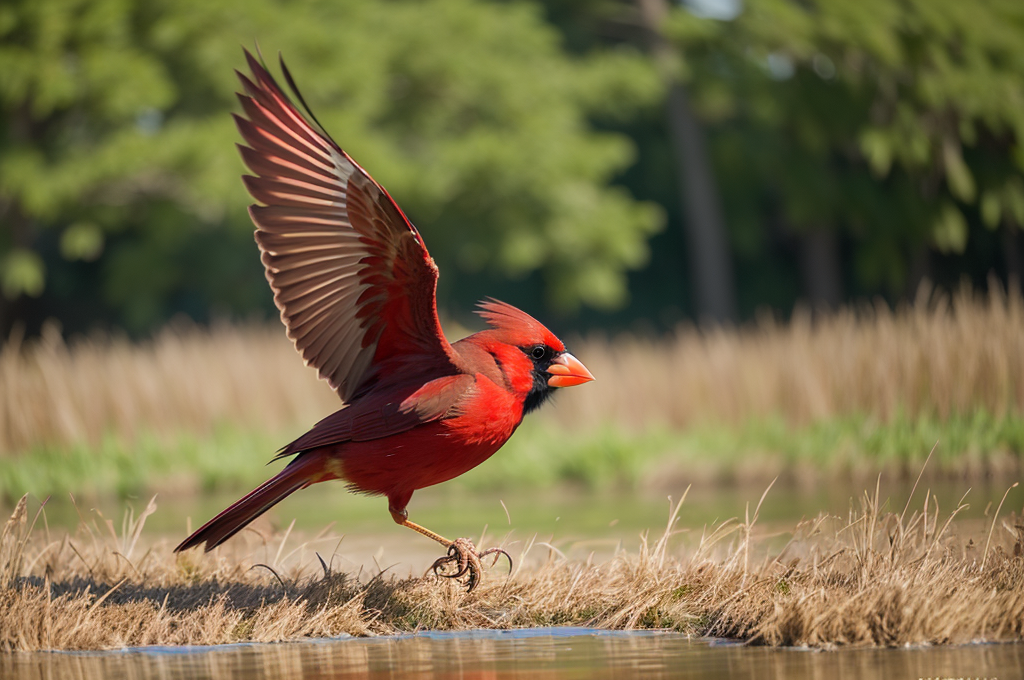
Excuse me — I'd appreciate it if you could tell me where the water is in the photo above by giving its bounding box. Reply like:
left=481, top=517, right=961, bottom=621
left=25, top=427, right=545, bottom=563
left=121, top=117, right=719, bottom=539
left=2, top=629, right=1020, bottom=679
left=19, top=478, right=1022, bottom=575
left=26, top=477, right=1022, bottom=543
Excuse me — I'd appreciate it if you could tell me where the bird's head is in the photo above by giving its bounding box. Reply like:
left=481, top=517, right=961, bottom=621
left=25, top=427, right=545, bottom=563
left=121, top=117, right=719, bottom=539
left=474, top=299, right=594, bottom=414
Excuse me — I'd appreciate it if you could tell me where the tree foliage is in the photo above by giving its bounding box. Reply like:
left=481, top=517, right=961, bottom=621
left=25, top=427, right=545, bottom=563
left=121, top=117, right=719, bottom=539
left=667, top=0, right=1024, bottom=293
left=0, top=0, right=661, bottom=334
left=5, top=0, right=1022, bottom=337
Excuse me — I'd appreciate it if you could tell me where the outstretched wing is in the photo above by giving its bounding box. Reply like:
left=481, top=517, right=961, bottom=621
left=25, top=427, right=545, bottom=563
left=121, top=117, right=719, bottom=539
left=236, top=48, right=459, bottom=401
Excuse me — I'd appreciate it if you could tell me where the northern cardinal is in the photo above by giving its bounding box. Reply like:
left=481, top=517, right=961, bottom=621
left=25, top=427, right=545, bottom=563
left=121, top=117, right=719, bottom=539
left=174, top=50, right=594, bottom=590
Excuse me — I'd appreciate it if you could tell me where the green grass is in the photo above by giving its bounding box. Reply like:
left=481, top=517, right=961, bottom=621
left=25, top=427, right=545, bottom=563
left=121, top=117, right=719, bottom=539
left=3, top=409, right=1023, bottom=502
left=467, top=409, right=1024, bottom=490
left=0, top=425, right=286, bottom=501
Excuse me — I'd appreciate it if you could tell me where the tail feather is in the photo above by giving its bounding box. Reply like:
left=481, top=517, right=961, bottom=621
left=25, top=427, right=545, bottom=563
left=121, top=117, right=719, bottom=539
left=174, top=452, right=325, bottom=553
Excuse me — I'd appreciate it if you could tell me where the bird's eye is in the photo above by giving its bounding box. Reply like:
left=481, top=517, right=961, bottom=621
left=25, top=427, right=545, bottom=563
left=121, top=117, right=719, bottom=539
left=531, top=345, right=547, bottom=360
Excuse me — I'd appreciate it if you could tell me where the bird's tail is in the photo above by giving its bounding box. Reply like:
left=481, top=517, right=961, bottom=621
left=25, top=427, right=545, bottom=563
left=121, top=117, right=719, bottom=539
left=174, top=451, right=328, bottom=553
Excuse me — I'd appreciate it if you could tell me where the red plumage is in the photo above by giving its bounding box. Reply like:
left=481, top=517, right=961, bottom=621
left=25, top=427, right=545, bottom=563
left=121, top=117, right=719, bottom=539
left=174, top=51, right=594, bottom=587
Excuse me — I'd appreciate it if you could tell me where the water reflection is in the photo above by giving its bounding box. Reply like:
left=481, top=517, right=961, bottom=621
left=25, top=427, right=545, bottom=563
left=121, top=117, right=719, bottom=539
left=4, top=629, right=1021, bottom=680
left=26, top=477, right=1022, bottom=547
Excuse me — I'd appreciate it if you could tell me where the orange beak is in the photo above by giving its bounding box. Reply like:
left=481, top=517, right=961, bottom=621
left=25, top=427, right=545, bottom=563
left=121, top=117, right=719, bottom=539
left=546, top=352, right=595, bottom=388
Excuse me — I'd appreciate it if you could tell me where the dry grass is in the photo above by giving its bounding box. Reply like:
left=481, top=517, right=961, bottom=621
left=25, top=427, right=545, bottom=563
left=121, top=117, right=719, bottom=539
left=0, top=321, right=337, bottom=456
left=3, top=283, right=1023, bottom=458
left=2, top=478, right=1022, bottom=651
left=565, top=281, right=1024, bottom=432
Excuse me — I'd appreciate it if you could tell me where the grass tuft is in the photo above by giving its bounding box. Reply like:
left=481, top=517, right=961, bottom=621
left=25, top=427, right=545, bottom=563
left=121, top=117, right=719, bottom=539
left=1, top=485, right=1022, bottom=651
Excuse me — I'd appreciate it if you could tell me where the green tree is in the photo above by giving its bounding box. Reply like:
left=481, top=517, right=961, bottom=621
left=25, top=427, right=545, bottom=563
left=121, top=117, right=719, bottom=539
left=0, top=0, right=662, bottom=337
left=664, top=0, right=1024, bottom=302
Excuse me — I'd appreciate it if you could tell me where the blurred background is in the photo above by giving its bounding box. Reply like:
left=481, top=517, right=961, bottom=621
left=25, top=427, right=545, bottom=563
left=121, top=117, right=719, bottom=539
left=1, top=0, right=1023, bottom=553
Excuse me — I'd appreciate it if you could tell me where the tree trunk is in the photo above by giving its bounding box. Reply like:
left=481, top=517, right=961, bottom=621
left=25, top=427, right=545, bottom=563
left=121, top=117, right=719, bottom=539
left=637, top=0, right=737, bottom=324
left=798, top=229, right=843, bottom=309
left=1003, top=222, right=1021, bottom=290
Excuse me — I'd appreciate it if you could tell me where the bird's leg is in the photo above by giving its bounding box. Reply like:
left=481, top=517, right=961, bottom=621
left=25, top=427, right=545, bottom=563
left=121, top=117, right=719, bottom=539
left=389, top=505, right=512, bottom=593
left=390, top=509, right=453, bottom=546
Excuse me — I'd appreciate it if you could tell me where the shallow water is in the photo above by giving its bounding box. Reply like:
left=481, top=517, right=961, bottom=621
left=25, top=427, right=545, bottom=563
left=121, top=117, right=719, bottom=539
left=3, top=629, right=1021, bottom=680
left=28, top=476, right=1022, bottom=540
left=19, top=478, right=1022, bottom=575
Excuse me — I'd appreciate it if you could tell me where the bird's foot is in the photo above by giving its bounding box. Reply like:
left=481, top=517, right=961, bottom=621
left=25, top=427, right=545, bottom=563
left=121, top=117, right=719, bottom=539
left=427, top=537, right=512, bottom=592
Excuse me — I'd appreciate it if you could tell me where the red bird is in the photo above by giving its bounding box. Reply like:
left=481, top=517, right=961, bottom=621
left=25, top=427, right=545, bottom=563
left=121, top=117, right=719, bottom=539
left=174, top=50, right=594, bottom=590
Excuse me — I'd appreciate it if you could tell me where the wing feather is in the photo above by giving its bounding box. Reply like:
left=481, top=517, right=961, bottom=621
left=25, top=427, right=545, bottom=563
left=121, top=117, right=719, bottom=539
left=276, top=373, right=477, bottom=457
left=236, top=48, right=458, bottom=401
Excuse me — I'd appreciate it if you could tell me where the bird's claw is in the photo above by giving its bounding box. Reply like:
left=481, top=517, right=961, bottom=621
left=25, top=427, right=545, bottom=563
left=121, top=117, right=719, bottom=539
left=428, top=537, right=512, bottom=592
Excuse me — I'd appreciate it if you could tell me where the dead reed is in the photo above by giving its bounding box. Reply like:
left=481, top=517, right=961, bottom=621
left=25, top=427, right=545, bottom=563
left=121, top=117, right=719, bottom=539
left=2, top=282, right=1023, bottom=457
left=0, top=321, right=337, bottom=456
left=562, top=281, right=1024, bottom=432
left=1, top=480, right=1021, bottom=651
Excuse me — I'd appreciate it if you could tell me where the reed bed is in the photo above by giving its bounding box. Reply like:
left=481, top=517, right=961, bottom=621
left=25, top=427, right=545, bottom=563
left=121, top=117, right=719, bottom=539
left=2, top=283, right=1023, bottom=458
left=0, top=321, right=337, bottom=456
left=1, top=479, right=1022, bottom=651
left=566, top=282, right=1024, bottom=432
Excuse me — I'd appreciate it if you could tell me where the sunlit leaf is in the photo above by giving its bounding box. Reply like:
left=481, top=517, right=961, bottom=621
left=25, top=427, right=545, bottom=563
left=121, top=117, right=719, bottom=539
left=1, top=249, right=45, bottom=299
left=932, top=203, right=968, bottom=253
left=60, top=222, right=104, bottom=261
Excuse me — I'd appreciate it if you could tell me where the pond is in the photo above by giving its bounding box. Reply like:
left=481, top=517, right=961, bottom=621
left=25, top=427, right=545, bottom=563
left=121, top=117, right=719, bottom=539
left=3, top=628, right=1020, bottom=679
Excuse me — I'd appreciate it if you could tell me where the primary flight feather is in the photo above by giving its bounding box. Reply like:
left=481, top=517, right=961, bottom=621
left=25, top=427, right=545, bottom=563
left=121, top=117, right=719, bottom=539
left=174, top=49, right=595, bottom=591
